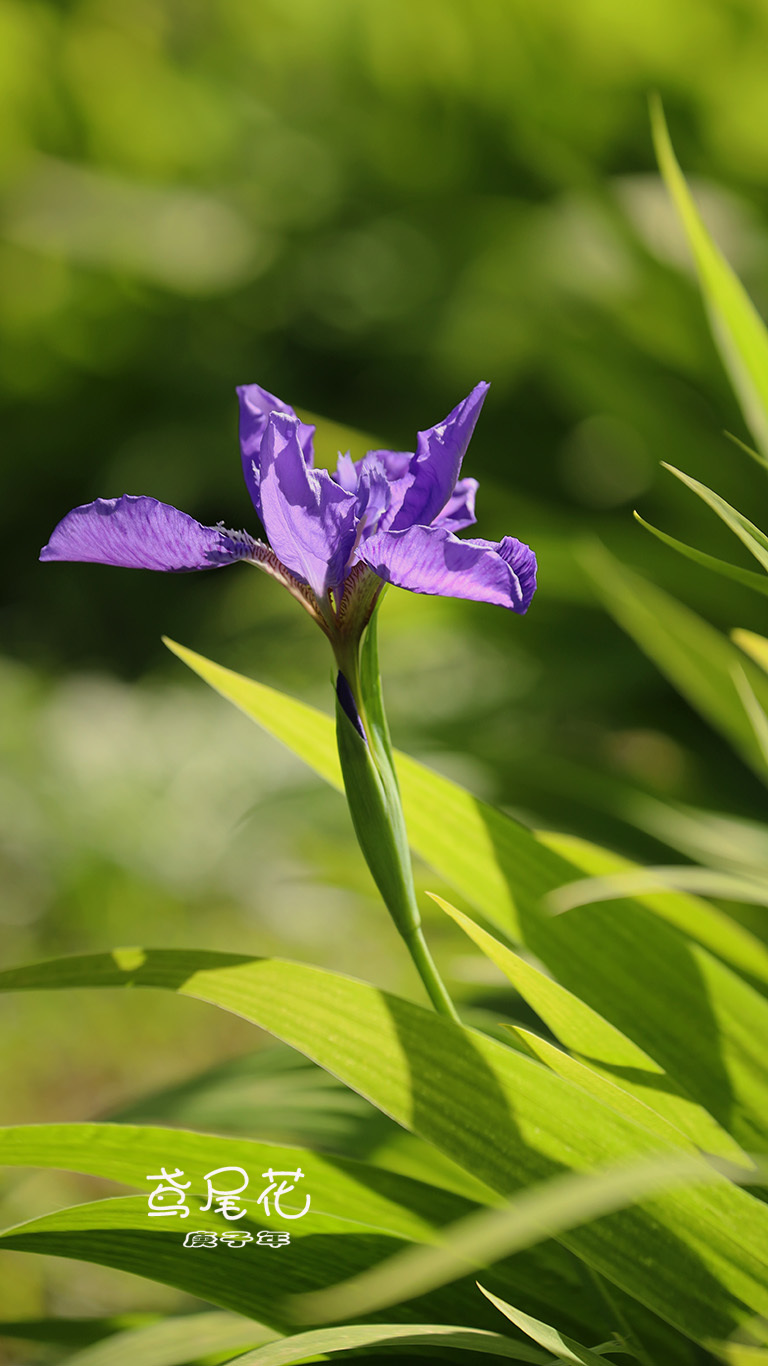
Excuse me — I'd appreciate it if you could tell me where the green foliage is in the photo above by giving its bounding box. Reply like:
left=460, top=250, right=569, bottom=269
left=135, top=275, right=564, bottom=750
left=61, top=1313, right=273, bottom=1366
left=651, top=97, right=768, bottom=461
left=1, top=947, right=768, bottom=1354
left=478, top=1287, right=626, bottom=1365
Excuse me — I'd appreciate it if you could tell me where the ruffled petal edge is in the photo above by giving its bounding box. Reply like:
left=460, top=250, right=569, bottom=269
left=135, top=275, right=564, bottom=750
left=360, top=523, right=537, bottom=613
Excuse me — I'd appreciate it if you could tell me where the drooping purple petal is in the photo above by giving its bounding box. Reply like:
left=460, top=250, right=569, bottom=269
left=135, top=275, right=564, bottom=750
left=39, top=496, right=257, bottom=572
left=434, top=477, right=478, bottom=533
left=389, top=382, right=489, bottom=532
left=258, top=413, right=358, bottom=599
left=360, top=523, right=537, bottom=612
left=237, top=383, right=315, bottom=517
left=491, top=534, right=538, bottom=611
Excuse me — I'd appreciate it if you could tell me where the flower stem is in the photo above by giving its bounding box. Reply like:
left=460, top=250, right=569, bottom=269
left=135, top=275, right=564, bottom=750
left=333, top=609, right=459, bottom=1022
left=403, top=925, right=460, bottom=1021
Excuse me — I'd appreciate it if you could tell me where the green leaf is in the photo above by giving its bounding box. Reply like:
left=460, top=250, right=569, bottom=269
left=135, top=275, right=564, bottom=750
left=1, top=950, right=768, bottom=1347
left=720, top=1349, right=768, bottom=1366
left=733, top=629, right=768, bottom=677
left=0, top=1122, right=600, bottom=1337
left=579, top=539, right=768, bottom=780
left=229, top=1322, right=550, bottom=1365
left=732, top=665, right=768, bottom=767
left=294, top=1149, right=743, bottom=1325
left=617, top=794, right=768, bottom=884
left=108, top=1044, right=487, bottom=1201
left=479, top=1287, right=624, bottom=1365
left=431, top=895, right=747, bottom=1162
left=633, top=512, right=768, bottom=597
left=61, top=1312, right=273, bottom=1366
left=164, top=637, right=768, bottom=1150
left=0, top=1191, right=494, bottom=1332
left=537, top=830, right=768, bottom=989
left=0, top=1121, right=477, bottom=1242
left=108, top=1046, right=490, bottom=1203
left=0, top=1316, right=160, bottom=1348
left=651, top=96, right=768, bottom=460
left=546, top=866, right=768, bottom=913
left=661, top=464, right=768, bottom=574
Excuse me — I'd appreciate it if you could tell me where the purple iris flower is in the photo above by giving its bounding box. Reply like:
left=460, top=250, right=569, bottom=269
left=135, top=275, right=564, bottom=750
left=40, top=382, right=536, bottom=634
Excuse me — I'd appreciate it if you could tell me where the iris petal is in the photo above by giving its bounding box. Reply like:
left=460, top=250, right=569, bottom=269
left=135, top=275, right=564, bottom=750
left=390, top=382, right=489, bottom=531
left=237, top=383, right=315, bottom=517
left=434, top=477, right=478, bottom=533
left=361, top=523, right=537, bottom=613
left=39, top=496, right=256, bottom=572
left=258, top=413, right=358, bottom=599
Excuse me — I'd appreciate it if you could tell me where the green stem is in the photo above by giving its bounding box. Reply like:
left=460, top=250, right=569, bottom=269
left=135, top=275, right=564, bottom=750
left=403, top=925, right=460, bottom=1021
left=333, top=617, right=459, bottom=1022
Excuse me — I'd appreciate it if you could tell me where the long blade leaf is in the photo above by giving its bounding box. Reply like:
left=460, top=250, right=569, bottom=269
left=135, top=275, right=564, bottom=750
left=1, top=950, right=767, bottom=1346
left=478, top=1287, right=625, bottom=1366
left=651, top=96, right=768, bottom=459
left=633, top=512, right=768, bottom=597
left=163, top=638, right=768, bottom=1150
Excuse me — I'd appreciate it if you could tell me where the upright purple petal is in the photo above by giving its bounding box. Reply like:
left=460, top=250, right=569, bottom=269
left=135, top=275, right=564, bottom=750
left=39, top=496, right=257, bottom=572
left=334, top=452, right=359, bottom=493
left=434, top=477, right=478, bottom=533
left=237, top=383, right=315, bottom=517
left=355, top=456, right=391, bottom=534
left=365, top=449, right=412, bottom=483
left=390, top=382, right=489, bottom=531
left=335, top=449, right=414, bottom=537
left=259, top=413, right=358, bottom=599
left=360, top=523, right=537, bottom=613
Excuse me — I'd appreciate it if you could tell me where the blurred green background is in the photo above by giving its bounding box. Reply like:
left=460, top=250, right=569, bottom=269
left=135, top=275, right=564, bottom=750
left=3, top=0, right=768, bottom=1326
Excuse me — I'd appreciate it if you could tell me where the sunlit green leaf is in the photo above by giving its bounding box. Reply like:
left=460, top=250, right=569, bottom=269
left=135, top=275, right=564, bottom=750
left=294, top=1149, right=742, bottom=1325
left=719, top=1348, right=768, bottom=1366
left=537, top=830, right=768, bottom=988
left=108, top=1044, right=487, bottom=1201
left=633, top=512, right=768, bottom=597
left=661, top=464, right=768, bottom=573
left=61, top=1311, right=272, bottom=1366
left=1, top=950, right=768, bottom=1347
left=230, top=1321, right=549, bottom=1365
left=0, top=1121, right=478, bottom=1243
left=733, top=629, right=768, bottom=677
left=430, top=894, right=747, bottom=1161
left=164, top=638, right=768, bottom=1150
left=579, top=540, right=768, bottom=780
left=0, top=1192, right=492, bottom=1332
left=651, top=96, right=768, bottom=459
left=546, top=866, right=768, bottom=912
left=478, top=1286, right=625, bottom=1365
